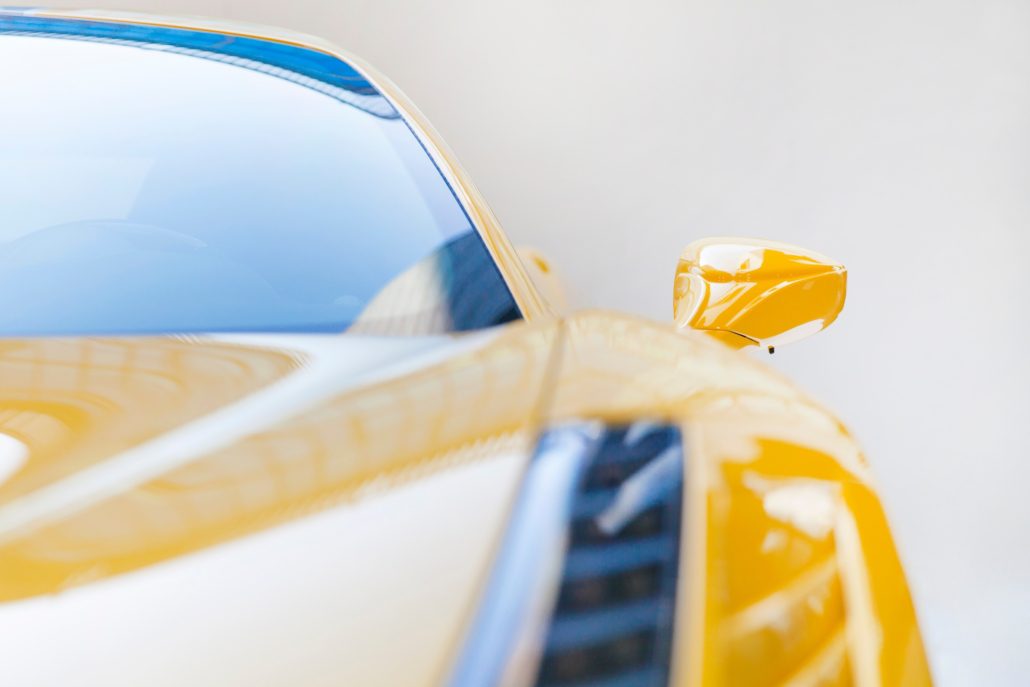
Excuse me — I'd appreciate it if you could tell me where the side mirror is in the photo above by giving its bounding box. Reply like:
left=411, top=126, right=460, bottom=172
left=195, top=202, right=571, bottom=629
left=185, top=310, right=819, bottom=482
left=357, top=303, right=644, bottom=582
left=673, top=238, right=846, bottom=351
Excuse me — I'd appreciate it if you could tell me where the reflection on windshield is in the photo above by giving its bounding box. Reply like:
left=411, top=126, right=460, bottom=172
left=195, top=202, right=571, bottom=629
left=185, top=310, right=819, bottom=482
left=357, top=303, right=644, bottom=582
left=353, top=231, right=520, bottom=335
left=0, top=15, right=520, bottom=335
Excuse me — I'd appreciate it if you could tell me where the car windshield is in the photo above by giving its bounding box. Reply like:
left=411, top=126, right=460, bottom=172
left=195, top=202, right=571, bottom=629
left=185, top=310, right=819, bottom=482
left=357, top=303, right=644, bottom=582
left=0, top=19, right=520, bottom=336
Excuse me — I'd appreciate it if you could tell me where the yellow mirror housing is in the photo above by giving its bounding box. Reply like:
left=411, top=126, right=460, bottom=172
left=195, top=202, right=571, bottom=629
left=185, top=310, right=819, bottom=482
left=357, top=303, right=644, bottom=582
left=673, top=238, right=847, bottom=350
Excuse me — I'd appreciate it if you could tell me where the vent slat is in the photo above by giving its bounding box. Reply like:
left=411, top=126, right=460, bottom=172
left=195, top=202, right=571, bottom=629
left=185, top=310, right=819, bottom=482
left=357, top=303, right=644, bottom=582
left=534, top=421, right=684, bottom=687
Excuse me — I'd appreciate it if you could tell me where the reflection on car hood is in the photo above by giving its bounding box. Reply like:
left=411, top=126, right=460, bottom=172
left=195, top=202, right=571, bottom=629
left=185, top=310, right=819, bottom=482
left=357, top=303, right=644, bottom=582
left=0, top=328, right=543, bottom=687
left=0, top=313, right=822, bottom=686
left=0, top=331, right=498, bottom=512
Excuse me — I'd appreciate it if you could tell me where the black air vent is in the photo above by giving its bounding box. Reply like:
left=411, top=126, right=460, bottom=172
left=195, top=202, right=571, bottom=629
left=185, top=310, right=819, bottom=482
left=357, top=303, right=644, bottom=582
left=534, top=423, right=684, bottom=687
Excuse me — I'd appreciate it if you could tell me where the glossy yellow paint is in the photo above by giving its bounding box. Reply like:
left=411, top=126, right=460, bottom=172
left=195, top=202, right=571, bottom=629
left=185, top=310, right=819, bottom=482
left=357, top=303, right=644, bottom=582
left=0, top=332, right=550, bottom=687
left=0, top=338, right=301, bottom=507
left=674, top=238, right=848, bottom=350
left=3, top=10, right=929, bottom=687
left=0, top=317, right=929, bottom=686
left=678, top=397, right=929, bottom=687
left=0, top=332, right=554, bottom=601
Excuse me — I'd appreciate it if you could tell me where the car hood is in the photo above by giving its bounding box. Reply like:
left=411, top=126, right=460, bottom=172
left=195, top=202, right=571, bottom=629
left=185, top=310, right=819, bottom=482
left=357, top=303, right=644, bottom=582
left=0, top=328, right=544, bottom=686
left=0, top=313, right=819, bottom=686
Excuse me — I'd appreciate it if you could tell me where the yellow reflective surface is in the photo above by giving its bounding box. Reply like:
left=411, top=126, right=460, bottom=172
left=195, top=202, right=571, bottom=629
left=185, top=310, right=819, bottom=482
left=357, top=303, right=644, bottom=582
left=0, top=331, right=552, bottom=687
left=5, top=10, right=928, bottom=687
left=679, top=398, right=930, bottom=687
left=0, top=338, right=300, bottom=507
left=674, top=238, right=848, bottom=350
left=0, top=315, right=930, bottom=686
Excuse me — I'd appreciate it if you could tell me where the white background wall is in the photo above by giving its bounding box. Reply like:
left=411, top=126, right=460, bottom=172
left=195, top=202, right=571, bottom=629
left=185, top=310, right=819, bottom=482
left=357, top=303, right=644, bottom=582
left=47, top=1, right=1030, bottom=682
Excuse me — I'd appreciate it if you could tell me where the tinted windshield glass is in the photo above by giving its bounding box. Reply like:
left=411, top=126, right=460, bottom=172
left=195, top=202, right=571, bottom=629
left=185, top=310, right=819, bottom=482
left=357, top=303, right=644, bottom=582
left=0, top=19, right=520, bottom=335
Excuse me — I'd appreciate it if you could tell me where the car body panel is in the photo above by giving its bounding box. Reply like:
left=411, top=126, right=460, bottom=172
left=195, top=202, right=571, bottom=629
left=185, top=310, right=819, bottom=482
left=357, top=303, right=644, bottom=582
left=0, top=313, right=929, bottom=686
left=0, top=328, right=540, bottom=686
left=0, top=8, right=930, bottom=687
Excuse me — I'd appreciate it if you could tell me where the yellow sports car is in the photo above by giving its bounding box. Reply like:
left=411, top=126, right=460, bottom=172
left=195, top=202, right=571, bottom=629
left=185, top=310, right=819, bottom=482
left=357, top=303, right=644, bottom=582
left=0, top=8, right=930, bottom=686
